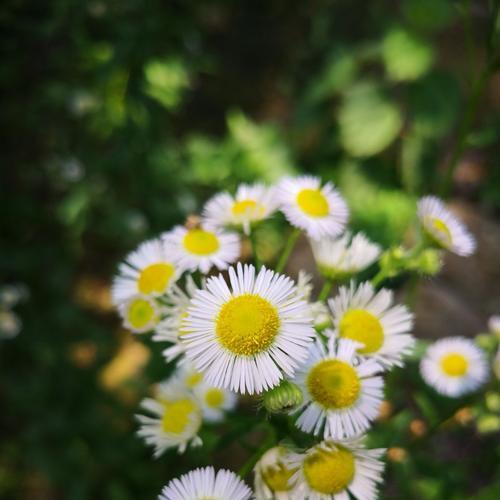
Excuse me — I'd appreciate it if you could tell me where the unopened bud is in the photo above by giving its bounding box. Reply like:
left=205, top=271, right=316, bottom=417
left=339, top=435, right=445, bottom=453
left=387, top=447, right=407, bottom=463
left=262, top=380, right=303, bottom=414
left=185, top=215, right=202, bottom=229
left=409, top=419, right=427, bottom=437
left=417, top=249, right=442, bottom=276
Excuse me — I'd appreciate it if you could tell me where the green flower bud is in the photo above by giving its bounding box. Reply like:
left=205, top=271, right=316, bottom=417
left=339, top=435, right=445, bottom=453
left=262, top=380, right=303, bottom=414
left=416, top=249, right=442, bottom=276
left=485, top=392, right=500, bottom=413
left=475, top=333, right=497, bottom=352
left=477, top=414, right=500, bottom=434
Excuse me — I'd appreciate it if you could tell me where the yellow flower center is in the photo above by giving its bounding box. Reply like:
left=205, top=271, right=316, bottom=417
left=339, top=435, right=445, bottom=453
left=126, top=298, right=156, bottom=330
left=183, top=229, right=220, bottom=255
left=205, top=388, right=225, bottom=408
left=232, top=199, right=265, bottom=218
left=185, top=372, right=203, bottom=388
left=440, top=353, right=468, bottom=377
left=307, top=359, right=361, bottom=409
left=216, top=294, right=280, bottom=356
left=339, top=309, right=384, bottom=354
left=138, top=263, right=175, bottom=294
left=303, top=446, right=355, bottom=494
left=296, top=188, right=329, bottom=217
left=161, top=398, right=197, bottom=435
left=426, top=217, right=452, bottom=246
left=262, top=463, right=296, bottom=492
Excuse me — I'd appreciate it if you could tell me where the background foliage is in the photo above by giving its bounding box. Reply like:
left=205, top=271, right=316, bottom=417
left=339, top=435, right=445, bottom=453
left=1, top=0, right=500, bottom=498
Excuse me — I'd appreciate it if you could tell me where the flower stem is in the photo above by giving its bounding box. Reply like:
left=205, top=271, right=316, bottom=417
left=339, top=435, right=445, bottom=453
left=275, top=228, right=301, bottom=274
left=237, top=422, right=276, bottom=479
left=318, top=279, right=333, bottom=302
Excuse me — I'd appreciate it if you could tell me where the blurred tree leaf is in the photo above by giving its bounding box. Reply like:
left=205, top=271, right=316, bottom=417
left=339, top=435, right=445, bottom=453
left=402, top=0, right=454, bottom=33
left=338, top=83, right=403, bottom=158
left=382, top=27, right=434, bottom=82
left=144, top=59, right=189, bottom=110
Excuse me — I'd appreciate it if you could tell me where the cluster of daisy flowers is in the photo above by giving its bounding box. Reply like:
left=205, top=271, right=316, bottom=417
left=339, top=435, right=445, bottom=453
left=111, top=176, right=492, bottom=500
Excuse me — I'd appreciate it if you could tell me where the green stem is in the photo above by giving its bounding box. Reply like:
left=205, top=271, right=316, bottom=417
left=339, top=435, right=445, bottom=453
left=439, top=62, right=493, bottom=197
left=318, top=279, right=333, bottom=302
left=275, top=228, right=301, bottom=273
left=371, top=269, right=388, bottom=288
left=237, top=423, right=276, bottom=479
left=249, top=229, right=261, bottom=270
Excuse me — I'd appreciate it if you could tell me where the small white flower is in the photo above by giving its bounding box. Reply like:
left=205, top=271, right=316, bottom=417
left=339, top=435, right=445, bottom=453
left=420, top=337, right=489, bottom=397
left=164, top=225, right=240, bottom=274
left=328, top=281, right=415, bottom=368
left=112, top=237, right=180, bottom=305
left=293, top=338, right=384, bottom=440
left=159, top=466, right=252, bottom=500
left=287, top=439, right=385, bottom=500
left=182, top=263, right=314, bottom=394
left=417, top=195, right=476, bottom=256
left=276, top=176, right=348, bottom=240
left=136, top=378, right=202, bottom=457
left=193, top=380, right=238, bottom=423
left=311, top=232, right=381, bottom=280
left=488, top=315, right=500, bottom=336
left=203, top=183, right=278, bottom=235
left=254, top=446, right=298, bottom=500
left=153, top=276, right=201, bottom=361
left=119, top=294, right=161, bottom=333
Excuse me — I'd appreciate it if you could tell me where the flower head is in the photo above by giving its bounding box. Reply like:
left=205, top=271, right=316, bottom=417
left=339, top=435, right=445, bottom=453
left=328, top=281, right=415, bottom=368
left=159, top=466, right=252, bottom=500
left=276, top=176, right=348, bottom=240
left=417, top=196, right=476, bottom=256
left=293, top=339, right=384, bottom=440
left=287, top=439, right=385, bottom=500
left=164, top=224, right=240, bottom=274
left=420, top=337, right=489, bottom=397
left=182, top=263, right=314, bottom=394
left=203, top=183, right=278, bottom=235
left=120, top=294, right=161, bottom=333
left=193, top=380, right=238, bottom=423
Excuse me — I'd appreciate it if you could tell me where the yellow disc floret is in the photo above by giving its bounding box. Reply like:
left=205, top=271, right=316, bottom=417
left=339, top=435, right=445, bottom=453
left=440, top=353, right=468, bottom=377
left=339, top=309, right=384, bottom=354
left=232, top=199, right=265, bottom=219
left=303, top=446, right=355, bottom=494
left=205, top=388, right=225, bottom=408
left=426, top=217, right=452, bottom=247
left=183, top=229, right=220, bottom=255
left=138, top=263, right=175, bottom=294
left=161, top=398, right=197, bottom=435
left=185, top=372, right=204, bottom=388
left=296, top=189, right=329, bottom=217
left=262, top=463, right=296, bottom=492
left=216, top=294, right=280, bottom=356
left=126, top=298, right=157, bottom=330
left=307, top=360, right=361, bottom=409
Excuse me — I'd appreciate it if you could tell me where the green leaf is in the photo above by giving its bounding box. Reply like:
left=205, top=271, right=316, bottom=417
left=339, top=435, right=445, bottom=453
left=144, top=59, right=189, bottom=110
left=338, top=83, right=403, bottom=157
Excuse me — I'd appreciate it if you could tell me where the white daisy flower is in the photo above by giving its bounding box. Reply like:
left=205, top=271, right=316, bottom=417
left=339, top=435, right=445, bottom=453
left=420, top=337, right=489, bottom=397
left=417, top=195, right=476, bottom=256
left=153, top=276, right=201, bottom=361
left=311, top=232, right=381, bottom=280
left=202, top=183, right=278, bottom=235
left=193, top=380, right=238, bottom=423
left=159, top=466, right=252, bottom=500
left=296, top=271, right=331, bottom=330
left=287, top=439, right=385, bottom=500
left=276, top=176, right=348, bottom=241
left=328, top=281, right=415, bottom=368
left=176, top=361, right=206, bottom=390
left=254, top=446, right=298, bottom=500
left=112, top=237, right=180, bottom=305
left=163, top=225, right=240, bottom=274
left=182, top=263, right=314, bottom=395
left=119, top=294, right=161, bottom=333
left=136, top=379, right=202, bottom=457
left=293, top=338, right=384, bottom=440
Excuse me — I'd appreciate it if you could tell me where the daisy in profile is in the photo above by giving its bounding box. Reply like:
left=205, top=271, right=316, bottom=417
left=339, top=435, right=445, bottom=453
left=112, top=237, right=179, bottom=305
left=159, top=466, right=252, bottom=500
left=417, top=195, right=476, bottom=256
left=420, top=337, right=489, bottom=397
left=153, top=276, right=201, bottom=361
left=182, top=263, right=314, bottom=394
left=254, top=446, right=298, bottom=500
left=276, top=176, right=348, bottom=240
left=293, top=338, right=384, bottom=440
left=120, top=294, right=160, bottom=333
left=164, top=224, right=240, bottom=274
left=296, top=271, right=330, bottom=329
left=287, top=439, right=385, bottom=500
left=136, top=379, right=202, bottom=457
left=193, top=380, right=238, bottom=423
left=311, top=232, right=381, bottom=280
left=328, top=281, right=414, bottom=368
left=202, top=183, right=278, bottom=235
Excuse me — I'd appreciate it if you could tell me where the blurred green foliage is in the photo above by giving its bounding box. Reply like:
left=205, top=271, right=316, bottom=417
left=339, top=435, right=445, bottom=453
left=1, top=0, right=500, bottom=499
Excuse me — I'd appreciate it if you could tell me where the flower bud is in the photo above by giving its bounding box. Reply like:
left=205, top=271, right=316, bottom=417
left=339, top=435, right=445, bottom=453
left=416, top=249, right=442, bottom=276
left=262, top=380, right=303, bottom=414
